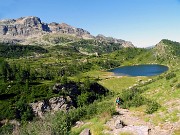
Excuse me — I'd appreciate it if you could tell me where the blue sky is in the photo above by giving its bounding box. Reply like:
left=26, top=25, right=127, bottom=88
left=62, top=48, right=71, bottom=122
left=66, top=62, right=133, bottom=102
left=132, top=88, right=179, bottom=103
left=0, top=0, right=180, bottom=47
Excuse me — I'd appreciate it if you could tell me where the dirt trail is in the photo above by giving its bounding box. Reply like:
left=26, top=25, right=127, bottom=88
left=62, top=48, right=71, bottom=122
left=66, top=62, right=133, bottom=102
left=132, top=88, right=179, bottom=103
left=104, top=108, right=172, bottom=135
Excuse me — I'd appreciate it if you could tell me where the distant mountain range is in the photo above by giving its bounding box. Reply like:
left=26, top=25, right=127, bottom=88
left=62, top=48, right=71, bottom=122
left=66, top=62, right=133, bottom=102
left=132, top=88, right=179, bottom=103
left=0, top=16, right=134, bottom=49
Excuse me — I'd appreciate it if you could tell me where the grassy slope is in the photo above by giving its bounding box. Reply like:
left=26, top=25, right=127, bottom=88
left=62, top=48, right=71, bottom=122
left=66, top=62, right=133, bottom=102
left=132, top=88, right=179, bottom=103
left=71, top=73, right=151, bottom=135
left=1, top=39, right=179, bottom=134
left=140, top=69, right=180, bottom=125
left=72, top=39, right=180, bottom=134
left=72, top=76, right=180, bottom=134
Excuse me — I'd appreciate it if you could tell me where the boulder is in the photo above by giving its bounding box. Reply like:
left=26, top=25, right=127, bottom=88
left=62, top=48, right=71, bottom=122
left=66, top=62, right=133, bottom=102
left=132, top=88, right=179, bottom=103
left=29, top=100, right=50, bottom=118
left=49, top=97, right=66, bottom=111
left=115, top=119, right=125, bottom=129
left=79, top=128, right=91, bottom=135
left=75, top=121, right=84, bottom=128
left=29, top=96, right=73, bottom=118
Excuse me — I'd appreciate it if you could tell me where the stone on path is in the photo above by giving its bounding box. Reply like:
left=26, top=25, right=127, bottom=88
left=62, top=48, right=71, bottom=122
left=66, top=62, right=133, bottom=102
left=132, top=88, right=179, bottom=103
left=79, top=128, right=91, bottom=135
left=114, top=119, right=125, bottom=129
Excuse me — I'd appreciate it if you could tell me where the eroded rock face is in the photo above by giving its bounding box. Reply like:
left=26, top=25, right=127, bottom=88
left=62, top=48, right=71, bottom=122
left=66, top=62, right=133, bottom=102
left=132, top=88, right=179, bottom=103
left=29, top=96, right=73, bottom=118
left=96, top=34, right=134, bottom=48
left=0, top=17, right=47, bottom=37
left=48, top=22, right=92, bottom=38
left=0, top=16, right=92, bottom=39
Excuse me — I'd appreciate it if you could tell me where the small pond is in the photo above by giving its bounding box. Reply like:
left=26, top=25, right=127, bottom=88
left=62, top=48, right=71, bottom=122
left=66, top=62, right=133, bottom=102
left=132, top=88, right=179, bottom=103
left=109, top=64, right=168, bottom=76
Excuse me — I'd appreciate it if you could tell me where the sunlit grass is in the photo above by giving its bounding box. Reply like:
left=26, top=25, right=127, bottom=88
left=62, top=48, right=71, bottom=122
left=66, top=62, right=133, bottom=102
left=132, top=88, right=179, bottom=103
left=99, top=76, right=148, bottom=93
left=83, top=70, right=114, bottom=79
left=71, top=119, right=106, bottom=135
left=173, top=127, right=180, bottom=135
left=71, top=106, right=113, bottom=135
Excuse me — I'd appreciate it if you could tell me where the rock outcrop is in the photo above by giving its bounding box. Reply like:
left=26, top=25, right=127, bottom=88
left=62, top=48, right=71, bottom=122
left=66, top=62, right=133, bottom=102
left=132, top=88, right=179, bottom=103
left=29, top=96, right=73, bottom=118
left=0, top=16, right=48, bottom=36
left=0, top=16, right=93, bottom=39
left=96, top=34, right=134, bottom=48
left=48, top=22, right=93, bottom=39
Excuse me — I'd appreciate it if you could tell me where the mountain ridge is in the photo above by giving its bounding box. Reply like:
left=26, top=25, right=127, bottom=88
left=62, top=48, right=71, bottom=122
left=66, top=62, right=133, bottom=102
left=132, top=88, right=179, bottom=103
left=0, top=16, right=134, bottom=48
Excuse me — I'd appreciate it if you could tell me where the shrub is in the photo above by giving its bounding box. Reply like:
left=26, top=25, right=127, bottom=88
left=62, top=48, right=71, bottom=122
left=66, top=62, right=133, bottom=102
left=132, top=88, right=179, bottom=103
left=172, top=79, right=178, bottom=83
left=120, top=87, right=159, bottom=114
left=0, top=124, right=13, bottom=135
left=131, top=95, right=145, bottom=107
left=146, top=101, right=160, bottom=114
left=121, top=88, right=145, bottom=108
left=51, top=111, right=71, bottom=135
left=176, top=83, right=180, bottom=89
left=166, top=72, right=176, bottom=80
left=77, top=92, right=90, bottom=107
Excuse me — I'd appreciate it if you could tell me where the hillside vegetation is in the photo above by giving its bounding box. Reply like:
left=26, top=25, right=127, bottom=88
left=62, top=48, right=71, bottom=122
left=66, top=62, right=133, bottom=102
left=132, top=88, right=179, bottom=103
left=0, top=43, right=48, bottom=58
left=0, top=39, right=179, bottom=135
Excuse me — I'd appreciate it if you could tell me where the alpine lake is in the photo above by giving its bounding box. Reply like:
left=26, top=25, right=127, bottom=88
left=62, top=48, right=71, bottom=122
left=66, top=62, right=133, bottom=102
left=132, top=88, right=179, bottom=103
left=109, top=64, right=169, bottom=77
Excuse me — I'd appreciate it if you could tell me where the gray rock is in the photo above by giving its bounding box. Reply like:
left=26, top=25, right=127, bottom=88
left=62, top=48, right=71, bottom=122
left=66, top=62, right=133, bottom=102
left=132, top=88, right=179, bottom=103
left=0, top=16, right=51, bottom=38
left=29, top=96, right=73, bottom=118
left=115, top=119, right=125, bottom=129
left=75, top=121, right=85, bottom=128
left=79, top=128, right=91, bottom=135
left=96, top=34, right=134, bottom=48
left=0, top=16, right=92, bottom=39
left=0, top=25, right=8, bottom=35
left=49, top=97, right=66, bottom=111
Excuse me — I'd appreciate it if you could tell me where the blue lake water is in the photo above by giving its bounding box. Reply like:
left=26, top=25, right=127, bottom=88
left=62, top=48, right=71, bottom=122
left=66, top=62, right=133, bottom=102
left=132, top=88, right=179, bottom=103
left=109, top=64, right=169, bottom=76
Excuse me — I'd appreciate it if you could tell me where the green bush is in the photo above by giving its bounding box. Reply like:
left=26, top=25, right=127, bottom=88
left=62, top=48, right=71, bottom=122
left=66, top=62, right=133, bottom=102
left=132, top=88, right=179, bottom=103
left=131, top=95, right=145, bottom=107
left=51, top=111, right=71, bottom=135
left=166, top=72, right=176, bottom=80
left=0, top=124, right=13, bottom=135
left=120, top=87, right=160, bottom=114
left=176, top=83, right=180, bottom=89
left=145, top=101, right=160, bottom=114
left=121, top=88, right=145, bottom=108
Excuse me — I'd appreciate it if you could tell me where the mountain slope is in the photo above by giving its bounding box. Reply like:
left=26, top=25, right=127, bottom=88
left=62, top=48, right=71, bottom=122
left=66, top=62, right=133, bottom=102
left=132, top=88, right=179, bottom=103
left=0, top=38, right=179, bottom=135
left=154, top=39, right=180, bottom=60
left=0, top=16, right=134, bottom=54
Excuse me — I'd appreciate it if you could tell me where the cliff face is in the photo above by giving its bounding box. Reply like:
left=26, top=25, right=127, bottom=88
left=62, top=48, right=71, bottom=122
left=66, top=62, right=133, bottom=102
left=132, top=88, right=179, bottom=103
left=0, top=16, right=93, bottom=39
left=0, top=16, right=134, bottom=48
left=0, top=17, right=48, bottom=36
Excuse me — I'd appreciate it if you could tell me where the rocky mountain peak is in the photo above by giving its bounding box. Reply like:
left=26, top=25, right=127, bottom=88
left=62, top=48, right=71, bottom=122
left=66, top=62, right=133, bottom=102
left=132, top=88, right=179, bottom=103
left=0, top=16, right=134, bottom=47
left=21, top=16, right=41, bottom=26
left=0, top=16, right=93, bottom=39
left=96, top=34, right=134, bottom=48
left=0, top=16, right=49, bottom=37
